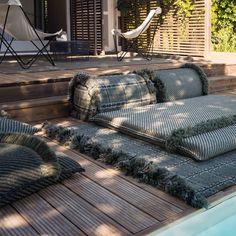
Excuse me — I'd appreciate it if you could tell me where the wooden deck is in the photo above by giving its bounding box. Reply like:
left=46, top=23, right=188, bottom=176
left=0, top=117, right=196, bottom=236
left=2, top=116, right=236, bottom=236
left=1, top=57, right=236, bottom=235
left=0, top=57, right=235, bottom=87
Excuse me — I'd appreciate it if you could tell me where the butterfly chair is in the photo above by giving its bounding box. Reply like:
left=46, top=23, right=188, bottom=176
left=0, top=0, right=62, bottom=69
left=112, top=7, right=162, bottom=61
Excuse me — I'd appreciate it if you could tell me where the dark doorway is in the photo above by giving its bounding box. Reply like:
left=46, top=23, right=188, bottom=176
left=34, top=0, right=67, bottom=33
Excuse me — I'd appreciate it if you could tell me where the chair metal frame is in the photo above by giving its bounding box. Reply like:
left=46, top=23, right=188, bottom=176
left=0, top=5, right=57, bottom=69
left=113, top=11, right=159, bottom=62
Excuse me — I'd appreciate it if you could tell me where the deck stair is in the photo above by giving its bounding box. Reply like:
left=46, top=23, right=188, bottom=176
left=0, top=62, right=235, bottom=122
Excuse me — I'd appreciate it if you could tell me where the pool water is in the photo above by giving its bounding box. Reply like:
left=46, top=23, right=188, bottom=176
left=196, top=214, right=236, bottom=236
left=151, top=196, right=236, bottom=236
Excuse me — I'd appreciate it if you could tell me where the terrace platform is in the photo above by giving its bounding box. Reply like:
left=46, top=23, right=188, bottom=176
left=0, top=55, right=236, bottom=123
left=0, top=55, right=236, bottom=235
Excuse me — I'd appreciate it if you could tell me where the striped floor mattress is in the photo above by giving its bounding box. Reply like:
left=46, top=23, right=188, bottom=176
left=91, top=95, right=236, bottom=161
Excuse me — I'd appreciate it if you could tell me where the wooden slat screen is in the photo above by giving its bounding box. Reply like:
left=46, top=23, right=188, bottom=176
left=121, top=0, right=207, bottom=57
left=70, top=0, right=103, bottom=55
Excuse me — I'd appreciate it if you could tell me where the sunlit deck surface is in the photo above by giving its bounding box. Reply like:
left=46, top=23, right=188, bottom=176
left=0, top=55, right=236, bottom=235
left=0, top=55, right=235, bottom=86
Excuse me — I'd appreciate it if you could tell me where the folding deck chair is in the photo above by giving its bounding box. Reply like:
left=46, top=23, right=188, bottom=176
left=0, top=0, right=62, bottom=69
left=112, top=7, right=162, bottom=61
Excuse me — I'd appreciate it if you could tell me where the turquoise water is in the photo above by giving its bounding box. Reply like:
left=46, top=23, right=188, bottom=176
left=196, top=214, right=236, bottom=236
left=151, top=196, right=236, bottom=236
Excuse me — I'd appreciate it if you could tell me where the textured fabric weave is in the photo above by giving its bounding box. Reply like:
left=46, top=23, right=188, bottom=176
left=42, top=121, right=236, bottom=208
left=92, top=95, right=236, bottom=160
left=70, top=73, right=156, bottom=120
left=135, top=63, right=208, bottom=102
left=0, top=118, right=40, bottom=134
left=0, top=134, right=84, bottom=207
left=153, top=68, right=204, bottom=102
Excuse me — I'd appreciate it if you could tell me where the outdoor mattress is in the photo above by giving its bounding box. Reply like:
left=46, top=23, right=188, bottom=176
left=91, top=95, right=236, bottom=161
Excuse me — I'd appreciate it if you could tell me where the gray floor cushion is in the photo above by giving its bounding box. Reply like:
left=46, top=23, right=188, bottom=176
left=91, top=95, right=236, bottom=160
left=0, top=118, right=40, bottom=134
left=135, top=63, right=208, bottom=102
left=42, top=121, right=236, bottom=208
left=69, top=73, right=156, bottom=120
left=0, top=133, right=84, bottom=207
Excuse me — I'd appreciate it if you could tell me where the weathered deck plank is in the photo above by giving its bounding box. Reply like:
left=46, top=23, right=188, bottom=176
left=12, top=194, right=85, bottom=236
left=63, top=175, right=159, bottom=233
left=0, top=205, right=39, bottom=236
left=46, top=139, right=184, bottom=222
left=39, top=184, right=130, bottom=236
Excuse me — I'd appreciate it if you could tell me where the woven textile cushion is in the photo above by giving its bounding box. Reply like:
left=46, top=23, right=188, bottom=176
left=135, top=64, right=208, bottom=102
left=92, top=95, right=236, bottom=160
left=69, top=73, right=156, bottom=120
left=180, top=124, right=236, bottom=160
left=0, top=133, right=84, bottom=207
left=153, top=68, right=203, bottom=102
left=0, top=118, right=40, bottom=134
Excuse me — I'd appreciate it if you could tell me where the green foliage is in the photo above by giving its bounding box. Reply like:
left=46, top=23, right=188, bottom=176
left=117, top=0, right=195, bottom=18
left=211, top=0, right=236, bottom=52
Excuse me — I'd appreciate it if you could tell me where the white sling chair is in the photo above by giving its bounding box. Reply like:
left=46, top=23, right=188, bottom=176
left=112, top=7, right=162, bottom=61
left=0, top=0, right=62, bottom=69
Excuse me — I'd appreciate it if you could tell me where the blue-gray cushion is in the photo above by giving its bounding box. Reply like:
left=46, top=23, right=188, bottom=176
left=135, top=64, right=208, bottom=102
left=69, top=73, right=156, bottom=120
left=0, top=133, right=84, bottom=207
left=0, top=118, right=40, bottom=134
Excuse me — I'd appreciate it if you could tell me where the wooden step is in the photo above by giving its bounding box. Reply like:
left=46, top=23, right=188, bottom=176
left=0, top=80, right=70, bottom=103
left=1, top=75, right=236, bottom=123
left=208, top=74, right=236, bottom=93
left=0, top=96, right=70, bottom=122
left=0, top=63, right=235, bottom=104
left=201, top=63, right=236, bottom=77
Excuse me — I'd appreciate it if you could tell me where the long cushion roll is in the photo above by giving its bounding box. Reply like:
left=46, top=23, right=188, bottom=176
left=135, top=64, right=208, bottom=102
left=69, top=73, right=156, bottom=120
left=179, top=124, right=236, bottom=160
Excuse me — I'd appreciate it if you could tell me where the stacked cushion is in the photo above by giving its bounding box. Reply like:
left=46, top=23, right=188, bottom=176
left=135, top=63, right=208, bottom=102
left=69, top=73, right=156, bottom=120
left=0, top=116, right=84, bottom=207
left=92, top=95, right=236, bottom=161
left=0, top=133, right=84, bottom=207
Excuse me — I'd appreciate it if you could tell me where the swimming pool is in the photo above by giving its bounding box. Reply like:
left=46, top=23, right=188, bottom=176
left=151, top=195, right=236, bottom=236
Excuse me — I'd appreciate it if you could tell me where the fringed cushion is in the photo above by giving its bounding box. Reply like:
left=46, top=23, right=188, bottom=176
left=92, top=95, right=236, bottom=161
left=69, top=73, right=156, bottom=120
left=0, top=118, right=40, bottom=134
left=178, top=125, right=236, bottom=160
left=135, top=63, right=208, bottom=102
left=0, top=133, right=84, bottom=207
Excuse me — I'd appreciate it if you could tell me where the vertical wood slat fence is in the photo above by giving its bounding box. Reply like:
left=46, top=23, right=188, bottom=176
left=70, top=0, right=103, bottom=55
left=121, top=0, right=211, bottom=57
